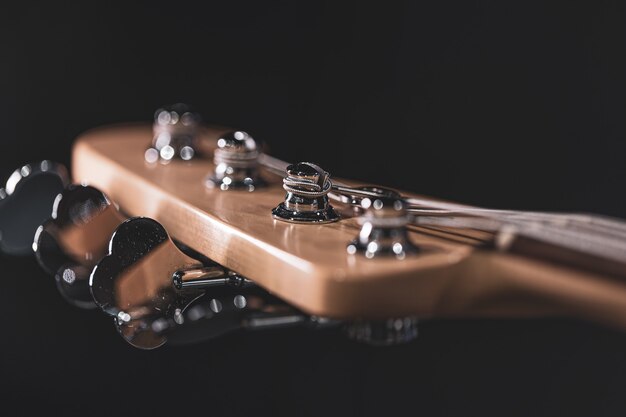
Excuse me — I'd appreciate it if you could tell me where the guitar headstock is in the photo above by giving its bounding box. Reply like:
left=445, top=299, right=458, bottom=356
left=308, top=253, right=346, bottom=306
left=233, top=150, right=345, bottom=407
left=71, top=122, right=477, bottom=321
left=4, top=103, right=626, bottom=348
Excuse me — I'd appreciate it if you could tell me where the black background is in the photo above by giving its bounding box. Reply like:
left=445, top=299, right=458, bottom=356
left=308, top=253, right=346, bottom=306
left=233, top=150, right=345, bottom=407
left=1, top=2, right=626, bottom=416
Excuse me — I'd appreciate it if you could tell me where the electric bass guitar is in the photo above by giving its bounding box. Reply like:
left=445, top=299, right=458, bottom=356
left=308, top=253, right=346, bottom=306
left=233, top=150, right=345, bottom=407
left=2, top=103, right=626, bottom=349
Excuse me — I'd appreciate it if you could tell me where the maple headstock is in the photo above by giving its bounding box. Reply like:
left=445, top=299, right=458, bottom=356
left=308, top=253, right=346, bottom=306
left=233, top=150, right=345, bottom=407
left=3, top=103, right=626, bottom=349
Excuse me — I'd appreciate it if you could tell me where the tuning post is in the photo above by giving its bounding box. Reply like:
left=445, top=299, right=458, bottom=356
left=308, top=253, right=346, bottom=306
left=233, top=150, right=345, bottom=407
left=272, top=162, right=340, bottom=223
left=145, top=103, right=201, bottom=163
left=347, top=196, right=419, bottom=259
left=143, top=292, right=339, bottom=348
left=173, top=267, right=254, bottom=290
left=205, top=130, right=265, bottom=191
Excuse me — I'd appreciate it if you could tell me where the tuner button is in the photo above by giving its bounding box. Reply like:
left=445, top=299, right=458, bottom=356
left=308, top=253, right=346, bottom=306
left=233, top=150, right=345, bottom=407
left=0, top=161, right=69, bottom=256
left=33, top=184, right=125, bottom=309
left=345, top=316, right=418, bottom=346
left=147, top=103, right=201, bottom=163
left=206, top=130, right=265, bottom=191
left=347, top=196, right=418, bottom=259
left=89, top=217, right=206, bottom=348
left=272, top=161, right=340, bottom=224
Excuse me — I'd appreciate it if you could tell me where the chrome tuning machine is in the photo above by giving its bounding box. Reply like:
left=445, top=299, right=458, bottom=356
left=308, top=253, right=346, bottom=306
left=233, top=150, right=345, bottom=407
left=0, top=161, right=69, bottom=256
left=272, top=162, right=340, bottom=223
left=89, top=217, right=335, bottom=349
left=33, top=184, right=125, bottom=309
left=347, top=194, right=419, bottom=259
left=145, top=103, right=201, bottom=163
left=205, top=130, right=265, bottom=191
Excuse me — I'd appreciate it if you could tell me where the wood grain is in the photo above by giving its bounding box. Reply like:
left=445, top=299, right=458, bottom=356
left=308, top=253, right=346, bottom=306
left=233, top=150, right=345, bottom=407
left=72, top=124, right=626, bottom=329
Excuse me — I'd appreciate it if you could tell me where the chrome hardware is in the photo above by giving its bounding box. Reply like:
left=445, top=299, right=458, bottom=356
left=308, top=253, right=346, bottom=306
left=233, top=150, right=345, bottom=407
left=33, top=184, right=124, bottom=309
left=89, top=217, right=254, bottom=349
left=89, top=217, right=206, bottom=348
left=0, top=161, right=69, bottom=256
left=145, top=103, right=201, bottom=163
left=172, top=267, right=254, bottom=290
left=345, top=316, right=418, bottom=346
left=147, top=291, right=339, bottom=347
left=205, top=130, right=265, bottom=191
left=272, top=162, right=340, bottom=223
left=89, top=217, right=339, bottom=349
left=346, top=196, right=418, bottom=259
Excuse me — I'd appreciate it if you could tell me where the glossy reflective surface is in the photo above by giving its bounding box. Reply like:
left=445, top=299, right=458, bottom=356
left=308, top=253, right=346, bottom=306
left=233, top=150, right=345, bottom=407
left=0, top=161, right=69, bottom=256
left=272, top=162, right=339, bottom=223
left=347, top=196, right=419, bottom=259
left=90, top=217, right=203, bottom=348
left=149, top=285, right=338, bottom=347
left=33, top=184, right=125, bottom=308
left=206, top=130, right=265, bottom=191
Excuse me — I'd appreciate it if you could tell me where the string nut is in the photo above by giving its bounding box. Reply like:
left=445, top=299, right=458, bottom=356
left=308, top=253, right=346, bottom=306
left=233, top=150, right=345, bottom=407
left=272, top=162, right=340, bottom=224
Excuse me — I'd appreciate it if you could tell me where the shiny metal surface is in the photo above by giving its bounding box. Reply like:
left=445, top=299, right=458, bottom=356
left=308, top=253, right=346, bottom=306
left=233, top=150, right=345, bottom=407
left=33, top=184, right=124, bottom=308
left=0, top=161, right=69, bottom=256
left=89, top=217, right=205, bottom=349
left=347, top=197, right=419, bottom=259
left=149, top=288, right=340, bottom=347
left=88, top=217, right=340, bottom=348
left=146, top=103, right=201, bottom=163
left=205, top=130, right=265, bottom=191
left=272, top=162, right=340, bottom=223
left=173, top=267, right=254, bottom=290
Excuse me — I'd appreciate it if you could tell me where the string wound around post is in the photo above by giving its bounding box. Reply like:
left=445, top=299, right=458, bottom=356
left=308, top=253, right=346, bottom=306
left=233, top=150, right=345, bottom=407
left=272, top=162, right=340, bottom=224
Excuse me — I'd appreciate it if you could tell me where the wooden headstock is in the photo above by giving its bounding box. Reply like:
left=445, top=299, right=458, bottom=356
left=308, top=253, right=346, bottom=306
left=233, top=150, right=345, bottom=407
left=70, top=122, right=626, bottom=331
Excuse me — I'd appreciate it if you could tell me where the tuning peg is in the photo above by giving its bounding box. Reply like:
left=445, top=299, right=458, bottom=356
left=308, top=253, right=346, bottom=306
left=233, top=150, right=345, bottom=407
left=89, top=217, right=211, bottom=348
left=272, top=162, right=340, bottom=223
left=89, top=217, right=338, bottom=349
left=0, top=161, right=69, bottom=256
left=145, top=103, right=201, bottom=163
left=205, top=130, right=266, bottom=191
left=33, top=184, right=125, bottom=308
left=346, top=196, right=419, bottom=259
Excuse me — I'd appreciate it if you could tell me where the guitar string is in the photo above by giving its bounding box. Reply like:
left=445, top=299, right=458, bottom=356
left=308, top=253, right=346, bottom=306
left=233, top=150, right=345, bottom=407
left=257, top=153, right=626, bottom=260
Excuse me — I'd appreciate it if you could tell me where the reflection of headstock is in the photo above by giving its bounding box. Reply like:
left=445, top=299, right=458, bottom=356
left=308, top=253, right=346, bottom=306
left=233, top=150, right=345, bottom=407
left=6, top=102, right=626, bottom=348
